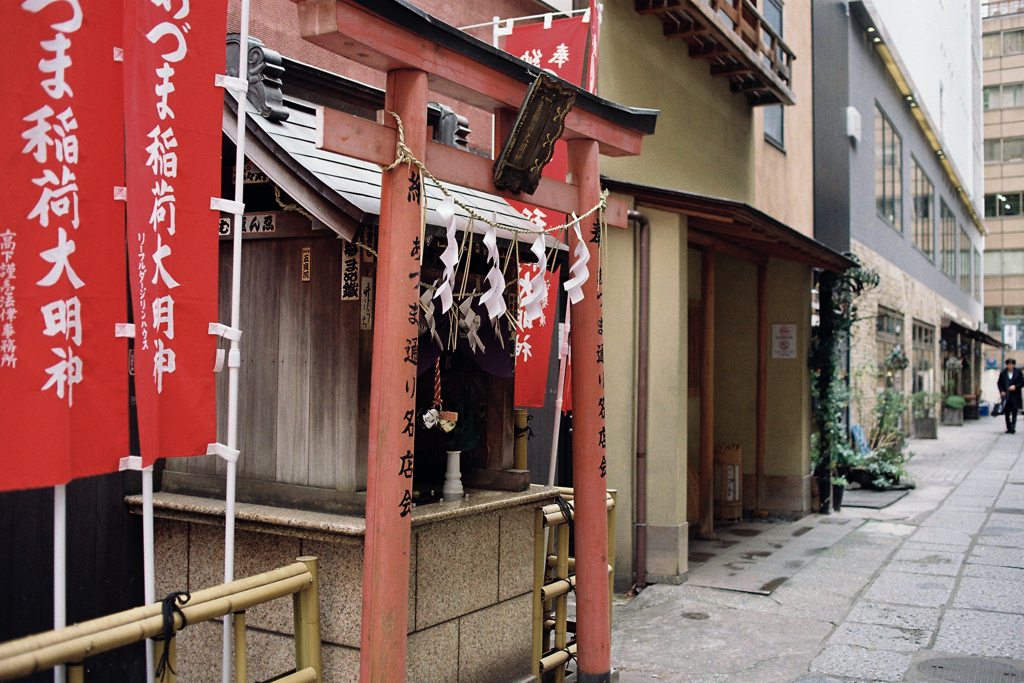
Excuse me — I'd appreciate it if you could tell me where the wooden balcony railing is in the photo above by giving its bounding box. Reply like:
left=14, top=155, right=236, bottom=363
left=635, top=0, right=797, bottom=106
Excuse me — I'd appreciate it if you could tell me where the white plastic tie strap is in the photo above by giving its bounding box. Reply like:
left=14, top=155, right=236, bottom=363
left=228, top=349, right=241, bottom=368
left=215, top=74, right=249, bottom=93
left=119, top=455, right=143, bottom=471
left=213, top=349, right=226, bottom=373
left=206, top=443, right=239, bottom=463
left=119, top=455, right=154, bottom=473
left=208, top=322, right=243, bottom=342
left=115, top=323, right=136, bottom=338
left=211, top=197, right=245, bottom=216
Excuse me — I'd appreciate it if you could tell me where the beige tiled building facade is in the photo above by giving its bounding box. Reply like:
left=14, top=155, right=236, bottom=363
left=984, top=4, right=1024, bottom=353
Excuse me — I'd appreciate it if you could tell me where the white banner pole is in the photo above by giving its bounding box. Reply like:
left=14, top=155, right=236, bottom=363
left=222, top=0, right=252, bottom=680
left=53, top=484, right=66, bottom=683
left=548, top=304, right=571, bottom=487
left=142, top=466, right=156, bottom=683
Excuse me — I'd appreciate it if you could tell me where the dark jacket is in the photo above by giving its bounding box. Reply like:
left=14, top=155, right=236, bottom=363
left=998, top=368, right=1024, bottom=412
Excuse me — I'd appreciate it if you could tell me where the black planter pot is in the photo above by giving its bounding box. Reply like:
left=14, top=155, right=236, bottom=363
left=816, top=475, right=831, bottom=514
left=832, top=484, right=844, bottom=512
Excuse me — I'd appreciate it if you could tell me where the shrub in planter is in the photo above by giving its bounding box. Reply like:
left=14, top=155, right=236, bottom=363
left=942, top=395, right=965, bottom=426
left=911, top=391, right=941, bottom=439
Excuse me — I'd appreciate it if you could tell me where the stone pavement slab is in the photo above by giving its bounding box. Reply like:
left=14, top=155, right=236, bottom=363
left=608, top=420, right=1024, bottom=683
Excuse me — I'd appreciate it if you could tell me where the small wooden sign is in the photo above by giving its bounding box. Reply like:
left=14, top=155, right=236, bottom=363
left=301, top=247, right=311, bottom=282
left=341, top=241, right=361, bottom=300
left=360, top=276, right=374, bottom=330
left=219, top=213, right=277, bottom=237
left=493, top=72, right=576, bottom=195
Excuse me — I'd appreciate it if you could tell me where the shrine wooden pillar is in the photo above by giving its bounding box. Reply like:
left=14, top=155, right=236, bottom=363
left=359, top=68, right=427, bottom=683
left=698, top=247, right=716, bottom=538
left=567, top=138, right=611, bottom=682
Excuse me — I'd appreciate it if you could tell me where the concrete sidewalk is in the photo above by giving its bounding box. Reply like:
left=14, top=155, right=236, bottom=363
left=608, top=417, right=1024, bottom=682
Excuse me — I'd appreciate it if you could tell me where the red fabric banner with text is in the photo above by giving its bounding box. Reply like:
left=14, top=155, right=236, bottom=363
left=0, top=0, right=128, bottom=492
left=125, top=0, right=224, bottom=466
left=504, top=12, right=598, bottom=410
left=515, top=267, right=560, bottom=407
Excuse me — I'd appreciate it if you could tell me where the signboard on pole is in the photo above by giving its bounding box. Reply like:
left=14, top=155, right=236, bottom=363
left=125, top=0, right=225, bottom=466
left=1, top=0, right=128, bottom=492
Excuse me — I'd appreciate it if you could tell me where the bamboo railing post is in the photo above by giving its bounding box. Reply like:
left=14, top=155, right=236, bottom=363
left=554, top=523, right=570, bottom=683
left=293, top=557, right=322, bottom=683
left=531, top=509, right=545, bottom=677
left=66, top=663, right=83, bottom=683
left=233, top=612, right=247, bottom=683
left=153, top=636, right=176, bottom=683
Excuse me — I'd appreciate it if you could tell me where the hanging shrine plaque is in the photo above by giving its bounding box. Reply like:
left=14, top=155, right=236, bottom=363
left=493, top=72, right=575, bottom=195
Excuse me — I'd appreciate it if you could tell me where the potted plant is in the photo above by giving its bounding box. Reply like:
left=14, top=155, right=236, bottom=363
left=942, top=394, right=966, bottom=426
left=911, top=391, right=941, bottom=439
left=831, top=474, right=848, bottom=511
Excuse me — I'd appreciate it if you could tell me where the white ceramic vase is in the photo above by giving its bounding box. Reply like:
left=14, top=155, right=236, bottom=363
left=443, top=450, right=463, bottom=501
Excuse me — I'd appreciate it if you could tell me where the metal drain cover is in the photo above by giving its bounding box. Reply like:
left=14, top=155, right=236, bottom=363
left=918, top=656, right=1024, bottom=682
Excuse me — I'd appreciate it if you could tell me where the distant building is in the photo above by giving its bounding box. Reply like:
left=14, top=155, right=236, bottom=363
left=981, top=1, right=1024, bottom=355
left=813, top=0, right=988, bottom=421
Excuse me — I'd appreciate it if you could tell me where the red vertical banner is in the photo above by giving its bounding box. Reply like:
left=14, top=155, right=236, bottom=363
left=504, top=13, right=599, bottom=410
left=125, top=0, right=224, bottom=466
left=514, top=266, right=560, bottom=407
left=0, top=0, right=128, bottom=492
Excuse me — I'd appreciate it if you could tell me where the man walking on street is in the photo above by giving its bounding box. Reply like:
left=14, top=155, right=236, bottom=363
left=998, top=358, right=1023, bottom=433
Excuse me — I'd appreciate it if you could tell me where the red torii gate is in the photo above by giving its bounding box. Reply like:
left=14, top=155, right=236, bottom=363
left=287, top=1, right=656, bottom=680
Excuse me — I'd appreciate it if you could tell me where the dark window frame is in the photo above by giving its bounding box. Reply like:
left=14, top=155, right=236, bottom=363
left=875, top=105, right=903, bottom=230
left=912, top=158, right=934, bottom=259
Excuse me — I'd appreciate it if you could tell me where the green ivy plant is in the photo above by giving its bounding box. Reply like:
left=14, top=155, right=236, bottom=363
left=810, top=258, right=880, bottom=480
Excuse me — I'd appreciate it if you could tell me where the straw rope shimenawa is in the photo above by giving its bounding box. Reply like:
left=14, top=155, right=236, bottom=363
left=380, top=110, right=609, bottom=354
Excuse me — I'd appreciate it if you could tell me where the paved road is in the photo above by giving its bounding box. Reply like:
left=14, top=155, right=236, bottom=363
left=609, top=417, right=1024, bottom=682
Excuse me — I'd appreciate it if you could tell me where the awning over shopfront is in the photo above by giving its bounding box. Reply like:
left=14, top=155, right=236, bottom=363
left=944, top=319, right=1005, bottom=348
left=602, top=178, right=856, bottom=272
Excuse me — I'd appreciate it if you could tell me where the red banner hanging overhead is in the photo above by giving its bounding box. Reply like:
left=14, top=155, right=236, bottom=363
left=0, top=0, right=128, bottom=492
left=504, top=10, right=599, bottom=410
left=125, top=0, right=224, bottom=466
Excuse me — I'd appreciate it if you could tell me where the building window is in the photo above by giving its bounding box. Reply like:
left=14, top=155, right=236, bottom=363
left=877, top=308, right=904, bottom=388
left=912, top=321, right=936, bottom=394
left=984, top=83, right=1024, bottom=111
left=1006, top=29, right=1024, bottom=56
left=974, top=247, right=982, bottom=301
left=876, top=107, right=902, bottom=228
left=985, top=137, right=1024, bottom=163
left=987, top=250, right=1024, bottom=276
left=762, top=0, right=784, bottom=148
left=941, top=201, right=956, bottom=277
left=764, top=106, right=784, bottom=147
left=984, top=32, right=1002, bottom=58
left=912, top=161, right=934, bottom=257
left=960, top=228, right=972, bottom=292
left=985, top=192, right=1023, bottom=217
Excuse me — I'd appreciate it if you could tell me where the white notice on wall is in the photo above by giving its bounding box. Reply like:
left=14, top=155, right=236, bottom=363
left=772, top=323, right=798, bottom=359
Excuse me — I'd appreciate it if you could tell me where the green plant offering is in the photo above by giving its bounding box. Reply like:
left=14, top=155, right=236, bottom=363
left=444, top=388, right=480, bottom=453
left=831, top=474, right=849, bottom=488
left=945, top=395, right=966, bottom=410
